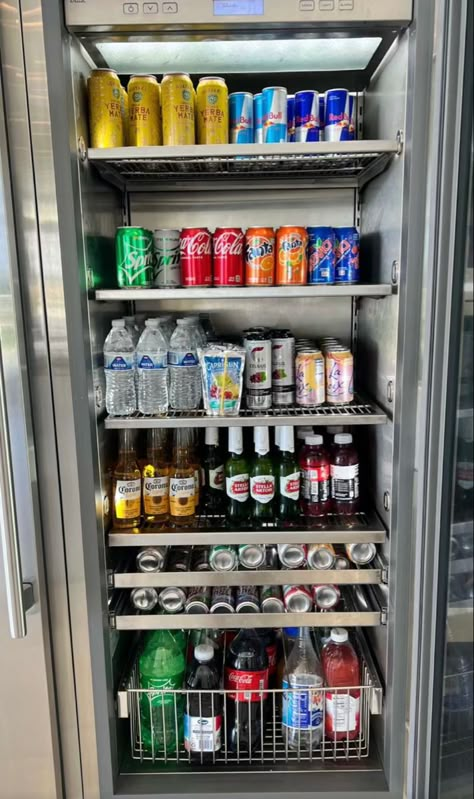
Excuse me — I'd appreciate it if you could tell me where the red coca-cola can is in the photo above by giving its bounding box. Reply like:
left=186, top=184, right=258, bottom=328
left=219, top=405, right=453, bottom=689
left=213, top=227, right=245, bottom=286
left=180, top=227, right=212, bottom=287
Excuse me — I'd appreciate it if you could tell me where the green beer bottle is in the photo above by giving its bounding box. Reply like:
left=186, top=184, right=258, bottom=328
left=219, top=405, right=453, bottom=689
left=250, top=426, right=276, bottom=525
left=225, top=427, right=250, bottom=526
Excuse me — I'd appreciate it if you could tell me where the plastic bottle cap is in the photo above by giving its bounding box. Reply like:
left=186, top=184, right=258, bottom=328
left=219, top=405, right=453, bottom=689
left=194, top=644, right=214, bottom=662
left=205, top=427, right=219, bottom=446
left=123, top=316, right=136, bottom=324
left=330, top=627, right=349, bottom=643
left=296, top=426, right=313, bottom=440
left=145, top=319, right=159, bottom=328
left=305, top=434, right=323, bottom=446
left=334, top=433, right=353, bottom=445
left=280, top=425, right=295, bottom=453
left=284, top=627, right=299, bottom=637
left=327, top=426, right=344, bottom=435
left=112, top=319, right=125, bottom=327
left=228, top=426, right=243, bottom=455
left=178, top=318, right=195, bottom=326
left=254, top=426, right=270, bottom=455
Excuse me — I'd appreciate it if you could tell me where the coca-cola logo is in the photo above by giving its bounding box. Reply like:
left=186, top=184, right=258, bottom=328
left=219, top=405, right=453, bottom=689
left=227, top=671, right=253, bottom=687
left=180, top=231, right=211, bottom=257
left=213, top=231, right=244, bottom=257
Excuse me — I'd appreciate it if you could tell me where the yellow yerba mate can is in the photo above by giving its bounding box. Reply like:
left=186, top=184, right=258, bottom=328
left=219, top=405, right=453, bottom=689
left=88, top=68, right=124, bottom=148
left=196, top=76, right=229, bottom=144
left=161, top=72, right=195, bottom=145
left=120, top=85, right=129, bottom=145
left=127, top=74, right=162, bottom=146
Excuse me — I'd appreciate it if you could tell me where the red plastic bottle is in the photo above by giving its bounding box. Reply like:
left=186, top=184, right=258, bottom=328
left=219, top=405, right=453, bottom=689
left=299, top=434, right=331, bottom=517
left=321, top=627, right=361, bottom=741
left=330, top=433, right=360, bottom=514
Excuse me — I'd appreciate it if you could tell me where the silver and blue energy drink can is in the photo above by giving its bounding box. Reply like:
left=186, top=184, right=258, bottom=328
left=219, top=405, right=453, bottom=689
left=324, top=88, right=351, bottom=141
left=287, top=94, right=295, bottom=142
left=307, top=227, right=336, bottom=284
left=348, top=93, right=356, bottom=140
left=334, top=227, right=360, bottom=283
left=319, top=93, right=325, bottom=141
left=295, top=90, right=320, bottom=142
left=229, top=91, right=254, bottom=143
left=262, top=86, right=287, bottom=143
left=254, top=92, right=263, bottom=143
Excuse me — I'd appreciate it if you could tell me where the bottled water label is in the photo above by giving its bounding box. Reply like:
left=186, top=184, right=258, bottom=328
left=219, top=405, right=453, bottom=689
left=184, top=715, right=222, bottom=752
left=137, top=352, right=167, bottom=369
left=105, top=354, right=134, bottom=370
left=282, top=678, right=323, bottom=729
left=169, top=350, right=199, bottom=366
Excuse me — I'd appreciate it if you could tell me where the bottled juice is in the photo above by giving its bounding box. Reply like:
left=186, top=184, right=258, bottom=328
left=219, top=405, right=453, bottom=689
left=299, top=434, right=331, bottom=517
left=112, top=429, right=141, bottom=528
left=330, top=433, right=360, bottom=514
left=142, top=428, right=169, bottom=523
left=169, top=428, right=196, bottom=525
left=321, top=627, right=361, bottom=741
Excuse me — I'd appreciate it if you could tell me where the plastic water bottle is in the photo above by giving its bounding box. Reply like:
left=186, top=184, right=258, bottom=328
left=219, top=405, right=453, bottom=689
left=169, top=318, right=201, bottom=410
left=187, top=315, right=207, bottom=347
left=104, top=319, right=136, bottom=415
left=159, top=314, right=176, bottom=343
left=123, top=315, right=139, bottom=346
left=136, top=319, right=169, bottom=415
left=282, top=626, right=324, bottom=750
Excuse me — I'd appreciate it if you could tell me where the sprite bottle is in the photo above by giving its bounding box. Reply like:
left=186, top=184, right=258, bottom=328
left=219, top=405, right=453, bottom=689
left=116, top=226, right=154, bottom=288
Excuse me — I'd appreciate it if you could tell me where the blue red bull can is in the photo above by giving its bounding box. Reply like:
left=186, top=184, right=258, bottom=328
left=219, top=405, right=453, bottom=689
left=253, top=92, right=263, bottom=143
left=295, top=90, right=320, bottom=142
left=324, top=88, right=351, bottom=142
left=319, top=94, right=325, bottom=141
left=307, top=227, right=336, bottom=284
left=287, top=94, right=295, bottom=142
left=229, top=92, right=254, bottom=144
left=262, top=86, right=287, bottom=143
left=334, top=227, right=360, bottom=283
left=348, top=94, right=356, bottom=140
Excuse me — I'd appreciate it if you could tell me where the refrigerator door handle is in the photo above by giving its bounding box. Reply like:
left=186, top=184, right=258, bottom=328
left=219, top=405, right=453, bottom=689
left=0, top=338, right=35, bottom=638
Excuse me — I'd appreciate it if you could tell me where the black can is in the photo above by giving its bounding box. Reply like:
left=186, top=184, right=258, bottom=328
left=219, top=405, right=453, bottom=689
left=167, top=546, right=192, bottom=572
left=191, top=546, right=211, bottom=572
left=185, top=586, right=211, bottom=614
left=236, top=585, right=261, bottom=613
left=210, top=586, right=235, bottom=613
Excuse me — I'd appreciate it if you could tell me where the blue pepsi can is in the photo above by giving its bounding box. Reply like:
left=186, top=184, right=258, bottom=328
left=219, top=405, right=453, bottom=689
left=307, top=227, right=335, bottom=284
left=253, top=92, right=263, bottom=143
left=334, top=227, right=360, bottom=283
left=319, top=93, right=325, bottom=141
left=295, top=90, right=320, bottom=142
left=324, top=88, right=350, bottom=142
left=262, top=86, right=287, bottom=143
left=287, top=94, right=295, bottom=142
left=229, top=92, right=254, bottom=144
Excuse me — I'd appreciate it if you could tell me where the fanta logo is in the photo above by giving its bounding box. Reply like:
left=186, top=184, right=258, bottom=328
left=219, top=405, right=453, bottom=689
left=281, top=237, right=303, bottom=252
left=246, top=239, right=273, bottom=261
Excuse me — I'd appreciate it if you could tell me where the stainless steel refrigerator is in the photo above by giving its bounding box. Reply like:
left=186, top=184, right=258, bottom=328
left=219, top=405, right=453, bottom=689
left=0, top=0, right=472, bottom=797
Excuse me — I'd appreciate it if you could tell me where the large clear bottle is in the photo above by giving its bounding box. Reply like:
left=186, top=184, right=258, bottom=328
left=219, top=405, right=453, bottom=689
left=137, top=319, right=169, bottom=415
left=104, top=318, right=136, bottom=415
left=282, top=626, right=324, bottom=750
left=169, top=318, right=201, bottom=410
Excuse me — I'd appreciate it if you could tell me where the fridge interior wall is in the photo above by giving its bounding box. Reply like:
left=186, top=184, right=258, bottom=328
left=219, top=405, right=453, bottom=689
left=67, top=22, right=409, bottom=788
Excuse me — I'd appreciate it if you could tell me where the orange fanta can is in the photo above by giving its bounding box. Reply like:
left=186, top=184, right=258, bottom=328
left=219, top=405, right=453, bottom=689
left=245, top=227, right=275, bottom=285
left=276, top=225, right=308, bottom=285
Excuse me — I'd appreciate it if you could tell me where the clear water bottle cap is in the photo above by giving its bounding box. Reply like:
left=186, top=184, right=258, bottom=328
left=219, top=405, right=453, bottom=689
left=305, top=434, right=323, bottom=446
left=178, top=317, right=195, bottom=326
left=334, top=433, right=353, bottom=445
left=112, top=319, right=125, bottom=327
left=123, top=315, right=136, bottom=325
left=330, top=627, right=349, bottom=643
left=194, top=644, right=214, bottom=662
left=145, top=319, right=159, bottom=328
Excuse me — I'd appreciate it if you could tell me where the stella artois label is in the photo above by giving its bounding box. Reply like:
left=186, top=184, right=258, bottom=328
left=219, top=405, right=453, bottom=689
left=250, top=474, right=275, bottom=504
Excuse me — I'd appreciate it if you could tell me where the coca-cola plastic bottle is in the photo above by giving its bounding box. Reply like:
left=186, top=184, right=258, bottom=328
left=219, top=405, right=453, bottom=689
left=224, top=628, right=269, bottom=753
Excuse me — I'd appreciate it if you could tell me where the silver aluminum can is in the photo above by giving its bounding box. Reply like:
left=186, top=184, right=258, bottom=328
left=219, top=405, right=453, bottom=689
left=238, top=543, right=266, bottom=569
left=209, top=544, right=238, bottom=572
left=278, top=543, right=307, bottom=569
left=283, top=584, right=313, bottom=612
left=334, top=555, right=350, bottom=570
left=307, top=543, right=336, bottom=570
left=260, top=584, right=285, bottom=613
left=345, top=542, right=377, bottom=565
left=210, top=586, right=235, bottom=613
left=263, top=545, right=279, bottom=570
left=153, top=228, right=181, bottom=287
left=185, top=586, right=211, bottom=614
left=136, top=546, right=168, bottom=573
left=236, top=585, right=261, bottom=613
left=158, top=586, right=187, bottom=613
left=312, top=583, right=341, bottom=609
left=130, top=587, right=159, bottom=611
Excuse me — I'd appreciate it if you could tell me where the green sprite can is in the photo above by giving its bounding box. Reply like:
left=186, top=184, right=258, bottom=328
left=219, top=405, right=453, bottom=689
left=116, top=226, right=154, bottom=288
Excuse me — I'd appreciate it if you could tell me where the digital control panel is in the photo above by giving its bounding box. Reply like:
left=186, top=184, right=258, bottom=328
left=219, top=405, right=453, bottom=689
left=65, top=0, right=412, bottom=29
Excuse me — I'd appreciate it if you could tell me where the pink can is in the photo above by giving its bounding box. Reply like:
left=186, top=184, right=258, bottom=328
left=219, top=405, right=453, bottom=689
left=325, top=348, right=354, bottom=404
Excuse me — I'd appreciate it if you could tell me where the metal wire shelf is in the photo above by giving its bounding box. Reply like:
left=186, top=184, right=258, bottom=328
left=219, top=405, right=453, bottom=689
left=108, top=510, right=387, bottom=547
left=88, top=141, right=399, bottom=190
left=104, top=397, right=387, bottom=429
left=117, top=632, right=382, bottom=770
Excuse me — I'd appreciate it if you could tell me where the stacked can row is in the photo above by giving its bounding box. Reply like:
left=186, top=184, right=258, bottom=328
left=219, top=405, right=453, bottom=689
left=88, top=68, right=357, bottom=149
left=115, top=225, right=360, bottom=290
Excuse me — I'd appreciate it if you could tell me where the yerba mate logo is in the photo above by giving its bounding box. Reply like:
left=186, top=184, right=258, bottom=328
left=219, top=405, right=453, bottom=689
left=132, top=91, right=142, bottom=103
left=208, top=93, right=218, bottom=105
left=182, top=89, right=191, bottom=101
left=112, top=87, right=120, bottom=100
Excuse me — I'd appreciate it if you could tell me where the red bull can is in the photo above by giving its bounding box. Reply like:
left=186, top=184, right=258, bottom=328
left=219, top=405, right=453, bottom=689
left=324, top=88, right=351, bottom=142
left=253, top=92, right=263, bottom=143
left=287, top=94, right=295, bottom=142
left=307, top=226, right=336, bottom=284
left=349, top=93, right=356, bottom=140
left=295, top=90, right=320, bottom=142
left=262, top=86, right=287, bottom=143
left=229, top=92, right=253, bottom=144
left=319, top=94, right=325, bottom=141
left=334, top=227, right=360, bottom=283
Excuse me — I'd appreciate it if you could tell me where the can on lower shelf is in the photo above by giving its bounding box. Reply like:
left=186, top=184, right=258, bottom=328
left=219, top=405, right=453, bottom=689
left=312, top=583, right=341, bottom=610
left=236, top=586, right=261, bottom=613
left=346, top=542, right=377, bottom=565
left=167, top=546, right=192, bottom=572
left=130, top=586, right=159, bottom=612
left=307, top=543, right=336, bottom=570
left=278, top=543, right=307, bottom=569
left=238, top=543, right=266, bottom=569
left=210, top=586, right=235, bottom=613
left=334, top=555, right=351, bottom=570
left=191, top=546, right=212, bottom=572
left=185, top=586, right=211, bottom=614
left=283, top=584, right=313, bottom=612
left=260, top=584, right=285, bottom=613
left=135, top=546, right=168, bottom=573
left=210, top=544, right=238, bottom=572
left=158, top=586, right=187, bottom=613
